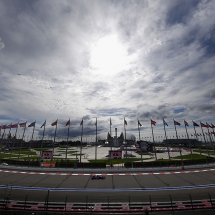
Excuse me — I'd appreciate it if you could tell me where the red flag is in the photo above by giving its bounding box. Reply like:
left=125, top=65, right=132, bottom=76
left=174, top=120, right=180, bottom=126
left=200, top=122, right=208, bottom=128
left=51, top=120, right=57, bottom=126
left=80, top=119, right=83, bottom=126
left=19, top=122, right=27, bottom=127
left=66, top=119, right=70, bottom=126
left=184, top=120, right=189, bottom=126
left=11, top=123, right=18, bottom=128
left=0, top=125, right=7, bottom=129
left=151, top=119, right=156, bottom=126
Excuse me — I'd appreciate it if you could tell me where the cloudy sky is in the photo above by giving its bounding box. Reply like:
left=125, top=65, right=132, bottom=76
left=0, top=0, right=215, bottom=141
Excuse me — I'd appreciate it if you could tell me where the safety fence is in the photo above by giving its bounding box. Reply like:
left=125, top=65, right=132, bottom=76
left=1, top=192, right=215, bottom=214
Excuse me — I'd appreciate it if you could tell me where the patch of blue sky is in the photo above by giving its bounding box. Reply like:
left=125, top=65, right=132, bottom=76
left=174, top=108, right=186, bottom=114
left=0, top=115, right=15, bottom=121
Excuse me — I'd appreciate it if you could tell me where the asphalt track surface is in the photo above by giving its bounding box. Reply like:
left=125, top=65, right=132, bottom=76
left=1, top=164, right=215, bottom=204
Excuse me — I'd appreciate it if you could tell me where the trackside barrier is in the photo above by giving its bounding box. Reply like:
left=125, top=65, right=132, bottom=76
left=1, top=197, right=215, bottom=213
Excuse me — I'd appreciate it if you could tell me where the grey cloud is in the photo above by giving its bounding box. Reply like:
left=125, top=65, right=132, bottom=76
left=0, top=39, right=4, bottom=50
left=205, top=89, right=215, bottom=99
left=0, top=0, right=215, bottom=138
left=166, top=0, right=201, bottom=26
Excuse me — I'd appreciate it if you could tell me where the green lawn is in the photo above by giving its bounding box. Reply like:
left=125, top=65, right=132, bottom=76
left=193, top=149, right=215, bottom=155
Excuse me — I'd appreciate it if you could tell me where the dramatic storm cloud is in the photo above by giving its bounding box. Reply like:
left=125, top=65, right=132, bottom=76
left=0, top=0, right=215, bottom=140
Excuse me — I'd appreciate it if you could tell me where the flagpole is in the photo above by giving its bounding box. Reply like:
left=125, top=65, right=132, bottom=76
left=212, top=124, right=215, bottom=154
left=150, top=119, right=157, bottom=161
left=95, top=118, right=97, bottom=162
left=193, top=122, right=202, bottom=159
left=3, top=125, right=12, bottom=159
left=110, top=117, right=112, bottom=151
left=173, top=119, right=183, bottom=163
left=137, top=118, right=143, bottom=163
left=204, top=132, right=209, bottom=143
left=40, top=120, right=46, bottom=159
left=0, top=127, right=6, bottom=146
left=200, top=122, right=209, bottom=157
left=207, top=123, right=214, bottom=154
left=18, top=122, right=27, bottom=162
left=28, top=120, right=36, bottom=162
left=80, top=119, right=83, bottom=163
left=211, top=128, right=215, bottom=143
left=51, top=120, right=58, bottom=165
left=163, top=119, right=170, bottom=160
left=10, top=122, right=19, bottom=159
left=184, top=121, right=193, bottom=160
left=7, top=125, right=12, bottom=143
left=124, top=118, right=128, bottom=163
left=66, top=119, right=70, bottom=160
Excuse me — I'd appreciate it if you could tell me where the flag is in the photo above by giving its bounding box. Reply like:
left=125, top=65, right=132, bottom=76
left=163, top=119, right=168, bottom=126
left=40, top=120, right=46, bottom=128
left=138, top=120, right=142, bottom=126
left=151, top=119, right=156, bottom=126
left=80, top=119, right=83, bottom=126
left=174, top=120, right=180, bottom=126
left=1, top=125, right=7, bottom=129
left=51, top=120, right=57, bottom=126
left=95, top=118, right=97, bottom=126
left=184, top=120, right=189, bottom=126
left=28, top=121, right=35, bottom=127
left=11, top=123, right=18, bottom=128
left=124, top=119, right=127, bottom=125
left=200, top=122, right=208, bottom=128
left=193, top=121, right=199, bottom=127
left=19, top=122, right=26, bottom=127
left=110, top=117, right=112, bottom=126
left=211, top=123, right=215, bottom=128
left=66, top=119, right=70, bottom=126
left=206, top=122, right=212, bottom=128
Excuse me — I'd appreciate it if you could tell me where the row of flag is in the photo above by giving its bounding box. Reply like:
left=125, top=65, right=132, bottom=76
left=149, top=119, right=215, bottom=128
left=1, top=118, right=215, bottom=130
left=0, top=119, right=71, bottom=130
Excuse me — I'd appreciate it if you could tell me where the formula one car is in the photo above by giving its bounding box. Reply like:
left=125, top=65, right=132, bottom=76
left=91, top=175, right=106, bottom=180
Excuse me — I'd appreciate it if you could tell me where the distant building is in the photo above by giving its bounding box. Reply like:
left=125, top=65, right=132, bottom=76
left=97, top=131, right=136, bottom=147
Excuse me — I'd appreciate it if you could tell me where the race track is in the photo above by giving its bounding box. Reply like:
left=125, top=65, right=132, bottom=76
left=1, top=167, right=215, bottom=203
